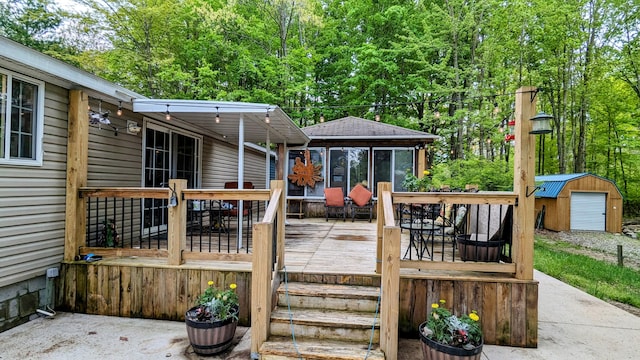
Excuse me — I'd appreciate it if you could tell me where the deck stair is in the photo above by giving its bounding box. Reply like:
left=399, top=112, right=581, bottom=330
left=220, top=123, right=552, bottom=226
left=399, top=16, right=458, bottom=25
left=259, top=281, right=385, bottom=359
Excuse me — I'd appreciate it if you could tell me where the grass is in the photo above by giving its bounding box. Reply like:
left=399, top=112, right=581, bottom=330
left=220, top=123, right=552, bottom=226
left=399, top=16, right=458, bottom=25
left=534, top=237, right=640, bottom=309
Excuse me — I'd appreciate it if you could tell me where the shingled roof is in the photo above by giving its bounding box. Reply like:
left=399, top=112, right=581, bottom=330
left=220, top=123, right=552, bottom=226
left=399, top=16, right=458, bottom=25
left=302, top=116, right=438, bottom=143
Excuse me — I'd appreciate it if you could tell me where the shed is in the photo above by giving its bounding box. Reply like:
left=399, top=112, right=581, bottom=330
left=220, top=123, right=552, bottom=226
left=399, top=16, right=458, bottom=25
left=534, top=173, right=622, bottom=233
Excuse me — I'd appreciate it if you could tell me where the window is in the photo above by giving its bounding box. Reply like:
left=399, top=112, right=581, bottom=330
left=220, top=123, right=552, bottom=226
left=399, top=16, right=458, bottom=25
left=287, top=148, right=325, bottom=198
left=329, top=148, right=369, bottom=195
left=0, top=71, right=44, bottom=165
left=373, top=148, right=414, bottom=195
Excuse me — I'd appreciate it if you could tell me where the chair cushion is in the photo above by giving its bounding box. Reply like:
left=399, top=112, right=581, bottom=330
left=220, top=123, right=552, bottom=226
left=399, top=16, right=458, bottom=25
left=349, top=184, right=372, bottom=207
left=324, top=187, right=345, bottom=207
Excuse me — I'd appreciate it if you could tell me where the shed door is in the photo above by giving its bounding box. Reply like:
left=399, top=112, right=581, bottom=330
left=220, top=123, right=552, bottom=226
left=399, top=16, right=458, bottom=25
left=570, top=192, right=606, bottom=231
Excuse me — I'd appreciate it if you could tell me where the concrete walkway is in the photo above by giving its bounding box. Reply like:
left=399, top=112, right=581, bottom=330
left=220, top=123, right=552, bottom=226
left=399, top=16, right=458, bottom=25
left=1, top=270, right=639, bottom=359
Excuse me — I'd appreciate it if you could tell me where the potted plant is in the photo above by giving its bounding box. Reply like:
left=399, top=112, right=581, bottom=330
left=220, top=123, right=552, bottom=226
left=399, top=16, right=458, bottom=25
left=419, top=299, right=483, bottom=360
left=185, top=280, right=239, bottom=355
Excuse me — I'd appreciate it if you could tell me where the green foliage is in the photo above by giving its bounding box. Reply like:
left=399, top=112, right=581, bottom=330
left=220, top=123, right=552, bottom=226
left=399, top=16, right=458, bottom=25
left=191, top=280, right=239, bottom=322
left=430, top=158, right=513, bottom=191
left=423, top=299, right=482, bottom=348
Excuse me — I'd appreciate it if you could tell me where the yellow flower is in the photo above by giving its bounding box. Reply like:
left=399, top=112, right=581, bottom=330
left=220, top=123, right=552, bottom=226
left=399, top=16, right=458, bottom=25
left=469, top=313, right=480, bottom=322
left=230, top=283, right=237, bottom=290
left=423, top=170, right=430, bottom=176
left=207, top=280, right=214, bottom=286
left=439, top=299, right=446, bottom=304
left=431, top=303, right=439, bottom=309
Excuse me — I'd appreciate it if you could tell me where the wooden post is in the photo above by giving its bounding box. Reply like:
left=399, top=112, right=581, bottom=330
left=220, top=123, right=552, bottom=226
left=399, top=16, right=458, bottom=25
left=380, top=225, right=400, bottom=360
left=513, top=86, right=537, bottom=280
left=64, top=90, right=88, bottom=261
left=417, top=148, right=427, bottom=177
left=272, top=180, right=286, bottom=270
left=168, top=179, right=187, bottom=265
left=376, top=182, right=392, bottom=273
left=251, top=222, right=273, bottom=355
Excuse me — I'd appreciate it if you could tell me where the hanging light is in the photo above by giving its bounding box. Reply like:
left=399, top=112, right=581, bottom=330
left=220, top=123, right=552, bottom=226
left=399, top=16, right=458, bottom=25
left=215, top=106, right=220, bottom=123
left=117, top=101, right=123, bottom=116
left=493, top=102, right=500, bottom=115
left=165, top=104, right=171, bottom=121
left=375, top=104, right=380, bottom=122
left=320, top=113, right=325, bottom=123
left=265, top=109, right=270, bottom=124
left=530, top=111, right=553, bottom=134
left=434, top=111, right=441, bottom=119
left=168, top=184, right=178, bottom=207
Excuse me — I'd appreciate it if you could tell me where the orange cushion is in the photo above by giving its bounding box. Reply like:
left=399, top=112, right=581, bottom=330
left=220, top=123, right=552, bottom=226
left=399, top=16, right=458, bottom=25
left=324, top=188, right=345, bottom=206
left=349, top=184, right=372, bottom=207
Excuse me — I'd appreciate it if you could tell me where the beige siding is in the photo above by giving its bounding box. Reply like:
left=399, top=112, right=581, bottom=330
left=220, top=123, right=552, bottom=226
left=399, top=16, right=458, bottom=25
left=0, top=84, right=68, bottom=288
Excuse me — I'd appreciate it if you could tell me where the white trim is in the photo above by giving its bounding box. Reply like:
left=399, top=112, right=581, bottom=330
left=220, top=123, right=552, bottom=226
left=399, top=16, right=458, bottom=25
left=0, top=69, right=45, bottom=166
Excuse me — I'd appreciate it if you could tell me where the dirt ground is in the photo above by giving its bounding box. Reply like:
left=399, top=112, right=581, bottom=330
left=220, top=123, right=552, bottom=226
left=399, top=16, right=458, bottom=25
left=535, top=229, right=640, bottom=317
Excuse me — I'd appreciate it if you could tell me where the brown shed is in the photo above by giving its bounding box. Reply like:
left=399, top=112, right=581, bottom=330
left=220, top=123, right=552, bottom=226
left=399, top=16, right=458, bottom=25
left=535, top=173, right=623, bottom=233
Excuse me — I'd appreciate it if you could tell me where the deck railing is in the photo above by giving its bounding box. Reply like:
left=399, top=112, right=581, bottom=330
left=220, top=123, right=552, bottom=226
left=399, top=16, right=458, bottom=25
left=376, top=182, right=520, bottom=359
left=75, top=180, right=277, bottom=264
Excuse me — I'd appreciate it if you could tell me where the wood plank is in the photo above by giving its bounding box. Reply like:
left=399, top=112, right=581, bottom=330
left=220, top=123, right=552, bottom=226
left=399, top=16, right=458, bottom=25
left=79, top=187, right=169, bottom=199
left=63, top=264, right=77, bottom=312
left=165, top=268, right=177, bottom=320
left=86, top=264, right=98, bottom=314
left=400, top=260, right=516, bottom=274
left=153, top=268, right=167, bottom=318
left=511, top=283, right=527, bottom=346
left=482, top=282, right=497, bottom=344
left=393, top=192, right=517, bottom=205
left=75, top=264, right=87, bottom=313
left=251, top=222, right=272, bottom=354
left=129, top=267, right=142, bottom=317
left=79, top=247, right=168, bottom=258
left=108, top=266, right=120, bottom=316
left=141, top=267, right=154, bottom=318
left=187, top=269, right=202, bottom=311
left=526, top=283, right=539, bottom=347
left=119, top=266, right=131, bottom=317
left=96, top=265, right=109, bottom=315
left=182, top=189, right=271, bottom=201
left=176, top=268, right=189, bottom=320
left=380, top=226, right=400, bottom=360
left=496, top=282, right=511, bottom=345
left=168, top=179, right=187, bottom=265
left=182, top=251, right=252, bottom=262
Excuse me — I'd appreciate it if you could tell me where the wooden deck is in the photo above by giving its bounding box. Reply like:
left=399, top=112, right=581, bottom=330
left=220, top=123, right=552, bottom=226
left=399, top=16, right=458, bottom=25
left=58, top=217, right=538, bottom=348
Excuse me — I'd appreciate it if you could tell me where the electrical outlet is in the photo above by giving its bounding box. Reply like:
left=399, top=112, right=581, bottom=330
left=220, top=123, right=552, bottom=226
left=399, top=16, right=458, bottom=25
left=46, top=267, right=59, bottom=278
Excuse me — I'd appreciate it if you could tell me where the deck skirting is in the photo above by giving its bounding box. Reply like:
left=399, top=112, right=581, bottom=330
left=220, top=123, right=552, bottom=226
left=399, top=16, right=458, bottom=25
left=58, top=263, right=537, bottom=347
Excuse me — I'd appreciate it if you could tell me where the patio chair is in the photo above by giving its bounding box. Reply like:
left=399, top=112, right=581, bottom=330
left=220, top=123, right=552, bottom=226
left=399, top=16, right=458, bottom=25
left=457, top=204, right=512, bottom=262
left=324, top=187, right=347, bottom=221
left=348, top=184, right=374, bottom=222
left=220, top=181, right=254, bottom=230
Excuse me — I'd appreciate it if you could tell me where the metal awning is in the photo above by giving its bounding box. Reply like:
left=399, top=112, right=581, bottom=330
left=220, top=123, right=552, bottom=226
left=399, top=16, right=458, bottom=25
left=132, top=99, right=309, bottom=146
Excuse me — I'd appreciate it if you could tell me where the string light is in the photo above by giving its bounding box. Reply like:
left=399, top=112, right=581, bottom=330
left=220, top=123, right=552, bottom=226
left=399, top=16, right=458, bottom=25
left=165, top=104, right=171, bottom=121
left=375, top=105, right=380, bottom=122
left=265, top=109, right=270, bottom=124
left=320, top=113, right=325, bottom=123
left=117, top=101, right=123, bottom=116
left=215, top=106, right=220, bottom=123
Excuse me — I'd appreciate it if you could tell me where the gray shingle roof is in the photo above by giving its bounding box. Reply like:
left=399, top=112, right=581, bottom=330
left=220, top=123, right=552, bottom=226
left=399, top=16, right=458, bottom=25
left=302, top=116, right=438, bottom=141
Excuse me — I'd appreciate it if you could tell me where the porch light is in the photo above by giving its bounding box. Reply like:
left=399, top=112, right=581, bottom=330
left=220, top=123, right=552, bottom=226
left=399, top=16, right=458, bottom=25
left=530, top=111, right=553, bottom=134
left=168, top=184, right=178, bottom=207
left=165, top=104, right=171, bottom=121
left=117, top=101, right=123, bottom=116
left=215, top=106, right=220, bottom=123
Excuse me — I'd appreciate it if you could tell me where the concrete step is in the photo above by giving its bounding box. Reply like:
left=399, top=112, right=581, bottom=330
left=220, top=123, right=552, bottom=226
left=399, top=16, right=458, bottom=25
left=259, top=336, right=385, bottom=360
left=277, top=282, right=380, bottom=312
left=270, top=307, right=380, bottom=343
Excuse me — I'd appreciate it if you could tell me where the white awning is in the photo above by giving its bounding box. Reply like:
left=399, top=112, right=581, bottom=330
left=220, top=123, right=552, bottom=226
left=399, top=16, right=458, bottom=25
left=132, top=99, right=309, bottom=145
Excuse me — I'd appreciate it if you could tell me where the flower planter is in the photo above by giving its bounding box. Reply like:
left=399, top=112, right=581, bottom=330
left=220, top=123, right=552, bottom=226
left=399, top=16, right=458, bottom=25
left=456, top=235, right=504, bottom=262
left=419, top=322, right=483, bottom=360
left=185, top=306, right=238, bottom=355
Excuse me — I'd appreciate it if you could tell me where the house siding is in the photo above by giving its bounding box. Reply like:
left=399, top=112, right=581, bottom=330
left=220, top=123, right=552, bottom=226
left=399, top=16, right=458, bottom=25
left=0, top=83, right=69, bottom=331
left=201, top=138, right=268, bottom=190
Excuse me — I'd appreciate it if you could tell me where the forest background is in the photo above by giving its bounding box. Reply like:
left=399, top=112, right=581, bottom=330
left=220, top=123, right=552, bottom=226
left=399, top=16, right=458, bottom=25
left=2, top=0, right=639, bottom=213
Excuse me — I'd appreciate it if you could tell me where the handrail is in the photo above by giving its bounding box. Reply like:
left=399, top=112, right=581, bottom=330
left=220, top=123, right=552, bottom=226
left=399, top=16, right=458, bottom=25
left=79, top=187, right=169, bottom=199
left=392, top=191, right=517, bottom=205
left=261, top=188, right=283, bottom=223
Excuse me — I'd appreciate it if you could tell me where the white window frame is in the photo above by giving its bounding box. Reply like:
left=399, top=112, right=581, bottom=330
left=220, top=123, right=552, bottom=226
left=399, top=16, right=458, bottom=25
left=0, top=69, right=45, bottom=166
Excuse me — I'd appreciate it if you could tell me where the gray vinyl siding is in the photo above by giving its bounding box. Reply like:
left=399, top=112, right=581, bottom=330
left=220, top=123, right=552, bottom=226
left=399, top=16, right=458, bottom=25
left=87, top=102, right=143, bottom=187
left=201, top=137, right=269, bottom=190
left=0, top=83, right=68, bottom=288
